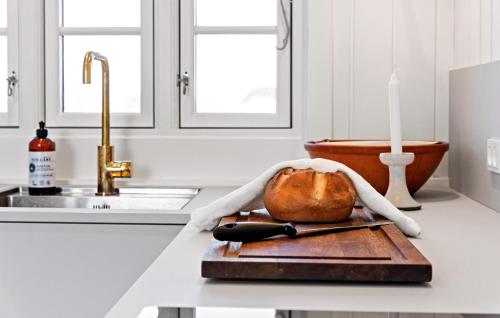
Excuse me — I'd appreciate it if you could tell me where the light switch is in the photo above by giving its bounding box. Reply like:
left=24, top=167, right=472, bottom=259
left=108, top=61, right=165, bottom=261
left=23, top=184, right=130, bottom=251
left=487, top=139, right=500, bottom=174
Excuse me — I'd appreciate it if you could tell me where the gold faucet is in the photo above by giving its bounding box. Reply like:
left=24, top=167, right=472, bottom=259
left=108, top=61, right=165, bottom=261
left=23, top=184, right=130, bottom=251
left=83, top=51, right=132, bottom=196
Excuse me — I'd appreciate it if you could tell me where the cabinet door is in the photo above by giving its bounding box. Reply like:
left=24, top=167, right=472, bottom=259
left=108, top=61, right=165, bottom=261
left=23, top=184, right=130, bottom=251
left=0, top=223, right=182, bottom=318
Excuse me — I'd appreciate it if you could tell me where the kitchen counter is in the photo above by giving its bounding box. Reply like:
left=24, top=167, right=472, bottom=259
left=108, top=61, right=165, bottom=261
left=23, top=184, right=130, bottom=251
left=105, top=187, right=500, bottom=318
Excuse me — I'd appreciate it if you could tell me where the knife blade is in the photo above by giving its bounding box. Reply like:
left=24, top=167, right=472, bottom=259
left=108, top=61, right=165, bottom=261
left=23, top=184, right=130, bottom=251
left=213, top=220, right=393, bottom=242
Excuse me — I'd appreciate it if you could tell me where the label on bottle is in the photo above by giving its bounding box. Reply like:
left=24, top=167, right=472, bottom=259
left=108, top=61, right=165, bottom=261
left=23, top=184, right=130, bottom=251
left=29, top=151, right=56, bottom=188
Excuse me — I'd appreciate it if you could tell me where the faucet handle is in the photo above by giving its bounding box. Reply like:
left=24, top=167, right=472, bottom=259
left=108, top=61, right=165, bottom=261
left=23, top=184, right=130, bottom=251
left=107, top=161, right=132, bottom=178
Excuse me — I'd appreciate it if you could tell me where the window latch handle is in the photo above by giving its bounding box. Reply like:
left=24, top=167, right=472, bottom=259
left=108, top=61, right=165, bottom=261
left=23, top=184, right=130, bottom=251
left=6, top=71, right=18, bottom=97
left=177, top=72, right=189, bottom=95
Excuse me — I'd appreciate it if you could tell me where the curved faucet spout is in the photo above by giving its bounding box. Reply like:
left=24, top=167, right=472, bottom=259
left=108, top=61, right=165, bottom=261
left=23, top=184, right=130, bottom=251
left=83, top=51, right=109, bottom=84
left=82, top=51, right=110, bottom=147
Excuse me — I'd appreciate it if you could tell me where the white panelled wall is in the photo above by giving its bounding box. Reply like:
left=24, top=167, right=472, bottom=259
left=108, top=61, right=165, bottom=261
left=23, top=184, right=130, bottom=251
left=311, top=0, right=456, bottom=142
left=325, top=0, right=500, bottom=142
left=2, top=0, right=495, bottom=186
left=308, top=0, right=454, bottom=179
left=309, top=0, right=500, bottom=181
left=454, top=0, right=500, bottom=68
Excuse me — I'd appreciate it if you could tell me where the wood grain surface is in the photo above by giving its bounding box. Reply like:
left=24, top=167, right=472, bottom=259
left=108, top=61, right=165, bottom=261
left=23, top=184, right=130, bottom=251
left=202, top=209, right=432, bottom=283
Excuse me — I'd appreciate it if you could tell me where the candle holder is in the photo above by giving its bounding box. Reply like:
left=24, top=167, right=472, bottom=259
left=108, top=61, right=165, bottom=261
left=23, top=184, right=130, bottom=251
left=379, top=152, right=421, bottom=211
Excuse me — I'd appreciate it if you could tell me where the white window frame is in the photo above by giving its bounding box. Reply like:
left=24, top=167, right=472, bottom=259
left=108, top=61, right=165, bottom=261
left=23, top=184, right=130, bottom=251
left=179, top=0, right=292, bottom=128
left=0, top=0, right=19, bottom=127
left=44, top=0, right=154, bottom=128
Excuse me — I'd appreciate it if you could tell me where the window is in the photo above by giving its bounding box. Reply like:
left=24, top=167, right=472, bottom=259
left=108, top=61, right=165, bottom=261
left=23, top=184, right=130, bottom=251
left=179, top=0, right=292, bottom=128
left=44, top=0, right=154, bottom=128
left=0, top=0, right=19, bottom=127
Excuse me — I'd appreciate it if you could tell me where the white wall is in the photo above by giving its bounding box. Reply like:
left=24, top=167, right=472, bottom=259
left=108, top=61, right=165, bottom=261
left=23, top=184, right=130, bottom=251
left=308, top=0, right=454, bottom=178
left=0, top=0, right=456, bottom=186
left=454, top=0, right=500, bottom=68
left=305, top=0, right=500, bottom=182
left=0, top=0, right=307, bottom=187
left=333, top=0, right=453, bottom=143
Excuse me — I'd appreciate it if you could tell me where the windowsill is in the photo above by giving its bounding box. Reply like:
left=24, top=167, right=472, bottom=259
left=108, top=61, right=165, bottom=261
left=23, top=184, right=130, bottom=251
left=0, top=126, right=304, bottom=139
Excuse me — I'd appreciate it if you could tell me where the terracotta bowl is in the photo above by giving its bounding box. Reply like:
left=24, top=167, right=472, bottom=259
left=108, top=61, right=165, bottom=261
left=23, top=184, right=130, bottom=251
left=304, top=140, right=449, bottom=195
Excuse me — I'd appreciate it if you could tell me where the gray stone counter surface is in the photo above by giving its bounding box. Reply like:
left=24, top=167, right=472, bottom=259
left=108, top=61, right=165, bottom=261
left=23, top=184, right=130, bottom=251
left=105, top=188, right=500, bottom=318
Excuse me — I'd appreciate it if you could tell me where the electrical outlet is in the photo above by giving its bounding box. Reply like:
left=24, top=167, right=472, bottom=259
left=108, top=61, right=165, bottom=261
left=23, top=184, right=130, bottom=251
left=487, top=139, right=500, bottom=174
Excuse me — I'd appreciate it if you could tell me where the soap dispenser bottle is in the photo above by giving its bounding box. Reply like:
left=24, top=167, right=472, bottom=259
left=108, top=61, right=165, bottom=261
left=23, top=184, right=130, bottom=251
left=28, top=121, right=57, bottom=195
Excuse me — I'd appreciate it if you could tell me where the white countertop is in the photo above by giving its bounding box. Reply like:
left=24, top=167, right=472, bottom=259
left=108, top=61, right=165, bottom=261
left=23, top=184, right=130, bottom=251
left=105, top=187, right=500, bottom=317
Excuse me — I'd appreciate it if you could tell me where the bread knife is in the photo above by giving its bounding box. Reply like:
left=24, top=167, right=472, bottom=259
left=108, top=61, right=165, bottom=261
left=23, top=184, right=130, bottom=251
left=213, top=220, right=393, bottom=242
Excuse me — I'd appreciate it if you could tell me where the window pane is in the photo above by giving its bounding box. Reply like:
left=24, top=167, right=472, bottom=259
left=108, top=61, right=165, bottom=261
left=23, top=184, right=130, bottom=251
left=195, top=35, right=276, bottom=114
left=62, top=35, right=141, bottom=113
left=0, top=0, right=6, bottom=28
left=196, top=0, right=277, bottom=26
left=62, top=0, right=140, bottom=27
left=0, top=36, right=6, bottom=112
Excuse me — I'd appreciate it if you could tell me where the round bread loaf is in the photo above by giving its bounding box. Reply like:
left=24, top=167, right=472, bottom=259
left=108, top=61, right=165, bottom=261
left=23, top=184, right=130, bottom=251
left=263, top=168, right=357, bottom=223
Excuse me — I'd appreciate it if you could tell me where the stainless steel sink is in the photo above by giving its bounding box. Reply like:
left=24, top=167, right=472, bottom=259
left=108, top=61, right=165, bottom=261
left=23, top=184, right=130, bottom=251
left=0, top=187, right=200, bottom=211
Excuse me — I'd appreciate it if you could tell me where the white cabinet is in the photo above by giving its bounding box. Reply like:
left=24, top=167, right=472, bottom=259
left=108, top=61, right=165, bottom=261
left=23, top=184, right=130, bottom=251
left=0, top=223, right=182, bottom=318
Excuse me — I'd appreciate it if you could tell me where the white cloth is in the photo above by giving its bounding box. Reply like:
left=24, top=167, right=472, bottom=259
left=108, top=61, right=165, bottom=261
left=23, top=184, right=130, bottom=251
left=189, top=158, right=421, bottom=237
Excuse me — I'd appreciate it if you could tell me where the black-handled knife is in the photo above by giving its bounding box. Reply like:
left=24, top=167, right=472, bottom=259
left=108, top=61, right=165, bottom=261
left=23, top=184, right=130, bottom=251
left=213, top=220, right=393, bottom=242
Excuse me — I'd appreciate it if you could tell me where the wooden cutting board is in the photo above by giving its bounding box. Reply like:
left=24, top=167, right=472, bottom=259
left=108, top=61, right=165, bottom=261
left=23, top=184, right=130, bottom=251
left=202, top=209, right=432, bottom=283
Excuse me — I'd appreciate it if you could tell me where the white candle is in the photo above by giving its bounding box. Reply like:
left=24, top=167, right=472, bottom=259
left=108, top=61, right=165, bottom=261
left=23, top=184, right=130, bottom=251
left=388, top=72, right=403, bottom=154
